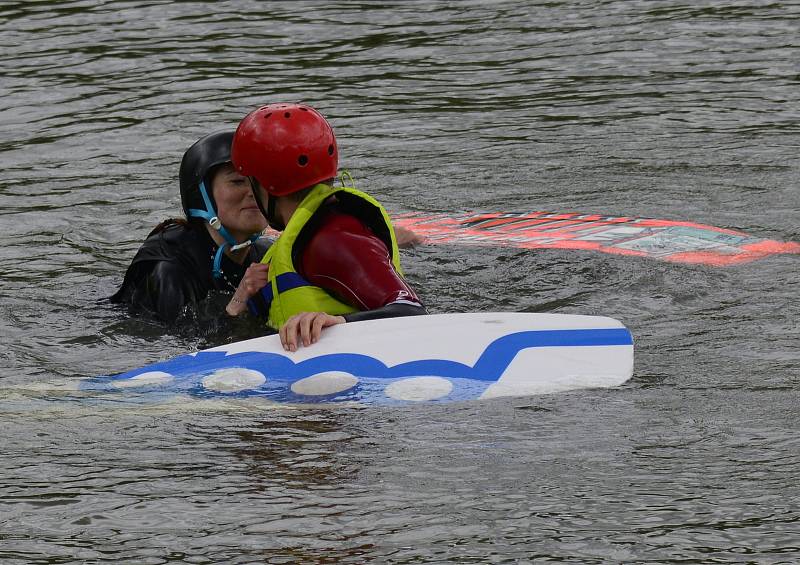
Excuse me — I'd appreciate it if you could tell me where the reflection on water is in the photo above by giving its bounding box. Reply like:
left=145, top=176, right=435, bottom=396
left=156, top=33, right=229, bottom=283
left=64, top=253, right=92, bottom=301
left=1, top=1, right=799, bottom=562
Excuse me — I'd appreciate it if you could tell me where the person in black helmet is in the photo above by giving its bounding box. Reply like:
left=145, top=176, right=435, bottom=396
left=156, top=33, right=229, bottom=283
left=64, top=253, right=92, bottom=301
left=110, top=131, right=271, bottom=323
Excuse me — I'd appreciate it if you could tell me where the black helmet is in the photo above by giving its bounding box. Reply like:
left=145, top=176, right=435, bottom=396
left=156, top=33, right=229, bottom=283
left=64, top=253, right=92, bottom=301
left=178, top=130, right=234, bottom=219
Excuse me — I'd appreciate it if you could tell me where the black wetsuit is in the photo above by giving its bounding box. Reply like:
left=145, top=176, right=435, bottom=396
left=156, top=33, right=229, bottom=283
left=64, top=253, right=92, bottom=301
left=110, top=221, right=270, bottom=323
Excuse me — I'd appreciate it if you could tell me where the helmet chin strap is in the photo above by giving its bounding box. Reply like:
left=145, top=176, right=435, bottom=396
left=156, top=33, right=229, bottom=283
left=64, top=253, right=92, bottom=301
left=249, top=177, right=285, bottom=232
left=266, top=192, right=285, bottom=232
left=188, top=180, right=259, bottom=279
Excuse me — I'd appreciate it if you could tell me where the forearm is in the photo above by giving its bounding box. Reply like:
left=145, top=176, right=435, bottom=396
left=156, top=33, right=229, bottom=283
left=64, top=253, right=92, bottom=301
left=226, top=262, right=271, bottom=317
left=225, top=292, right=250, bottom=317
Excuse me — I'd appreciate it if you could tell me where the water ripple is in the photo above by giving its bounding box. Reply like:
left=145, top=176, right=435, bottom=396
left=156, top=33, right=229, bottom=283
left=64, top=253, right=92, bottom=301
left=2, top=1, right=800, bottom=562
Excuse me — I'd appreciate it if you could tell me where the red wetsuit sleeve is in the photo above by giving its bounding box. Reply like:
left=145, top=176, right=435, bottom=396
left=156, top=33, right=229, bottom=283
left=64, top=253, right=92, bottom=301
left=297, top=212, right=422, bottom=311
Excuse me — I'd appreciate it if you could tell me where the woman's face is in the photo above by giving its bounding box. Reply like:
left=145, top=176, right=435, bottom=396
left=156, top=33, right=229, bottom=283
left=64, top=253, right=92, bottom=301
left=211, top=163, right=267, bottom=239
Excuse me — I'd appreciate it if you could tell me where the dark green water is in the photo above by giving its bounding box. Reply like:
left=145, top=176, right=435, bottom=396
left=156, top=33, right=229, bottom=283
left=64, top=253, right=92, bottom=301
left=1, top=1, right=798, bottom=563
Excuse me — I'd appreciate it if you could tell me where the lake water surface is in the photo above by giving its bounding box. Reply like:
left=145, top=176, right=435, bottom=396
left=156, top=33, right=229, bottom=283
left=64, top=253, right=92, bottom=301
left=1, top=1, right=799, bottom=563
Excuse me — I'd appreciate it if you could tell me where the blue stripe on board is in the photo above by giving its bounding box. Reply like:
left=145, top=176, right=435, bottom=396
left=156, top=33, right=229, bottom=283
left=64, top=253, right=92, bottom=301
left=470, top=327, right=631, bottom=380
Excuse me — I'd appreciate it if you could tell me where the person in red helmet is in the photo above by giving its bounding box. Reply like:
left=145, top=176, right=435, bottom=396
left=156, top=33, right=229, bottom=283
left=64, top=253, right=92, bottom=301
left=225, top=103, right=427, bottom=351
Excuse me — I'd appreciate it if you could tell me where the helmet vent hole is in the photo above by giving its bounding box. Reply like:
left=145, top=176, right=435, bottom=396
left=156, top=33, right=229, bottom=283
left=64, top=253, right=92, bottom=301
left=263, top=112, right=272, bottom=119
left=298, top=155, right=309, bottom=166
left=300, top=107, right=309, bottom=111
left=328, top=144, right=334, bottom=155
left=284, top=112, right=291, bottom=118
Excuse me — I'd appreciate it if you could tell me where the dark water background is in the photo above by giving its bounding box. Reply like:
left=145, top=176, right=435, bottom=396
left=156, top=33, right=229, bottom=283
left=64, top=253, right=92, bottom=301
left=1, top=1, right=799, bottom=563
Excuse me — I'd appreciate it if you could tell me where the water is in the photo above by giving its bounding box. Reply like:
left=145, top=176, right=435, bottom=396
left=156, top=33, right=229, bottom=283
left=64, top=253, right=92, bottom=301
left=1, top=1, right=799, bottom=562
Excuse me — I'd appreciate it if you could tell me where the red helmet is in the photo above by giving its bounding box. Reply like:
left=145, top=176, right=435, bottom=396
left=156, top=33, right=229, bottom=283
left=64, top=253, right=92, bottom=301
left=231, top=103, right=338, bottom=197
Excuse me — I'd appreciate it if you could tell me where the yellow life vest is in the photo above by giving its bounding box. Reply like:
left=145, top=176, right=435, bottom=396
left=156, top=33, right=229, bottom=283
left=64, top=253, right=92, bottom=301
left=257, top=183, right=403, bottom=329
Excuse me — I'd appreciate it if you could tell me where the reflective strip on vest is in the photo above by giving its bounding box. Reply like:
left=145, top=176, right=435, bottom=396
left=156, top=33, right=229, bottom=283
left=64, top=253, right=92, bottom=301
left=255, top=272, right=311, bottom=308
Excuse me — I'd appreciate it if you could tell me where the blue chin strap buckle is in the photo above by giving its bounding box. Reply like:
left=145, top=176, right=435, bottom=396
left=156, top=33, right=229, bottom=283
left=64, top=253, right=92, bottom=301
left=188, top=181, right=259, bottom=279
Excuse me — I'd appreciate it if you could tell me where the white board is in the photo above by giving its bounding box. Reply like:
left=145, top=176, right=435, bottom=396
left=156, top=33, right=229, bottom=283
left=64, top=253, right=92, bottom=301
left=81, top=313, right=634, bottom=406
